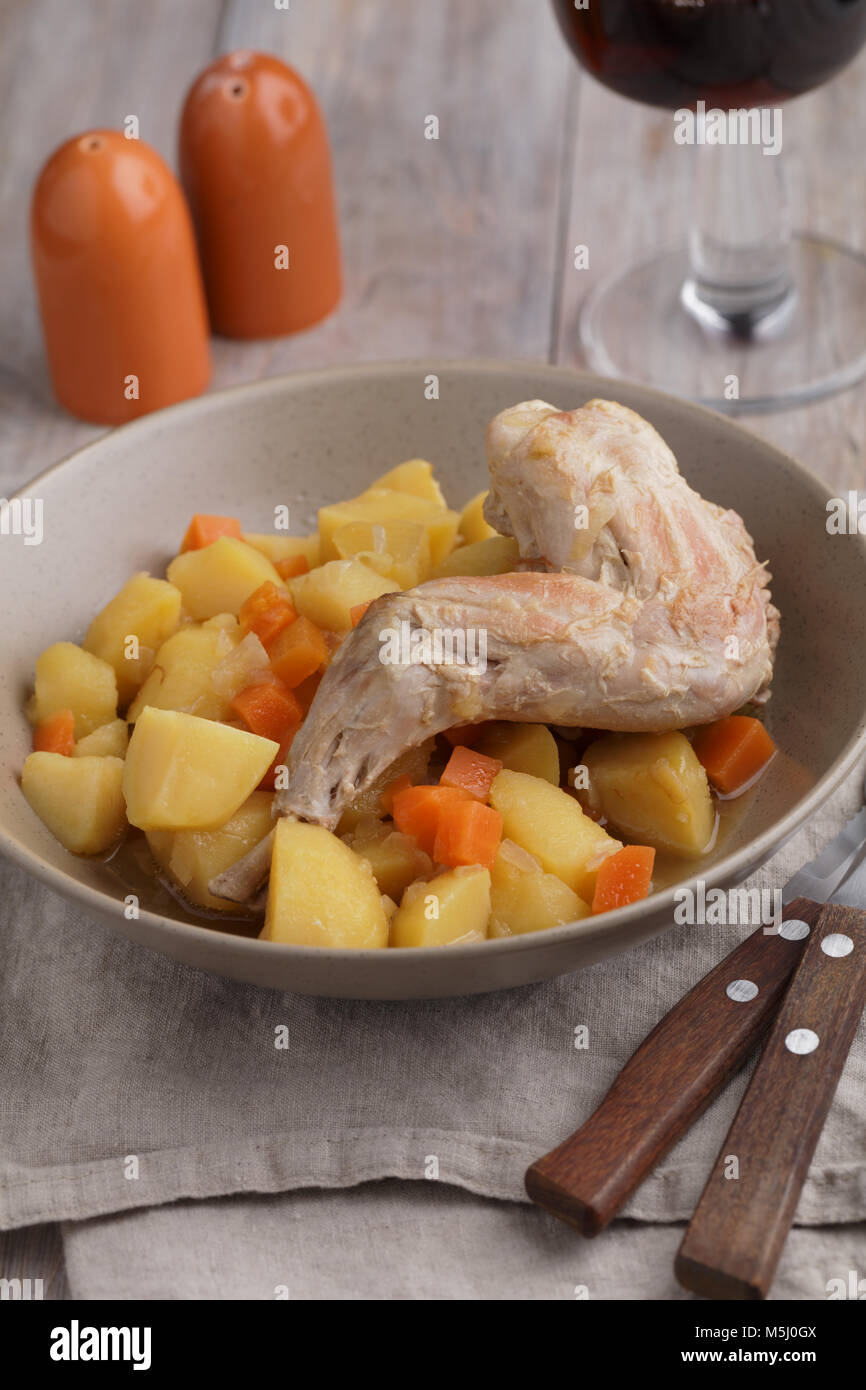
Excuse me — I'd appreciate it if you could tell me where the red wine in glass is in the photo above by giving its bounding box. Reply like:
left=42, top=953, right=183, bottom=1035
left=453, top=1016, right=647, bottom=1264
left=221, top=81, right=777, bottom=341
left=553, top=0, right=866, bottom=111
left=551, top=0, right=866, bottom=410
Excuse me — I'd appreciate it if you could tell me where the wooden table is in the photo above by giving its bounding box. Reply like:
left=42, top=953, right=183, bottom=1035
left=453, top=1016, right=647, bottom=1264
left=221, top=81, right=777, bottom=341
left=2, top=0, right=865, bottom=1299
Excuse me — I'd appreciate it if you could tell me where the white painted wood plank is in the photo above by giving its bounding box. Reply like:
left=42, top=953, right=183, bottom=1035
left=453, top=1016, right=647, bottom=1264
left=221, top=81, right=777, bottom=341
left=0, top=1222, right=69, bottom=1300
left=205, top=0, right=572, bottom=382
left=554, top=40, right=866, bottom=491
left=0, top=0, right=223, bottom=489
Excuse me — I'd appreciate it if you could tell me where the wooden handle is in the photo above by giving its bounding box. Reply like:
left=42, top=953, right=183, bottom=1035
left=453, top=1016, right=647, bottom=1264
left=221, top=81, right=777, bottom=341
left=675, top=900, right=866, bottom=1300
left=524, top=899, right=821, bottom=1235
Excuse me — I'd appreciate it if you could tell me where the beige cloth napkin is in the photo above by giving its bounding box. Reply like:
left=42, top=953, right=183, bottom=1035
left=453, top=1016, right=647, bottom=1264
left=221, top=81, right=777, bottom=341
left=2, top=758, right=865, bottom=1234
left=61, top=1184, right=866, bottom=1301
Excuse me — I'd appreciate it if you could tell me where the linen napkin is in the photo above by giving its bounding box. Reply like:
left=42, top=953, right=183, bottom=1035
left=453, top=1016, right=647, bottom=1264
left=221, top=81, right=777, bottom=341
left=61, top=1185, right=866, bottom=1301
left=2, top=757, right=865, bottom=1234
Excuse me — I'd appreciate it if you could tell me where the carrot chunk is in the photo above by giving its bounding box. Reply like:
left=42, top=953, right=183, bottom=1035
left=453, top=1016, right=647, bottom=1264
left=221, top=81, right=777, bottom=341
left=591, top=846, right=656, bottom=914
left=349, top=601, right=372, bottom=628
left=433, top=799, right=503, bottom=870
left=239, top=581, right=298, bottom=647
left=230, top=679, right=303, bottom=743
left=692, top=715, right=776, bottom=795
left=275, top=555, right=310, bottom=580
left=392, top=784, right=472, bottom=856
left=33, top=708, right=76, bottom=756
left=381, top=773, right=413, bottom=815
left=268, top=616, right=329, bottom=688
left=441, top=722, right=491, bottom=748
left=440, top=744, right=503, bottom=801
left=180, top=514, right=242, bottom=552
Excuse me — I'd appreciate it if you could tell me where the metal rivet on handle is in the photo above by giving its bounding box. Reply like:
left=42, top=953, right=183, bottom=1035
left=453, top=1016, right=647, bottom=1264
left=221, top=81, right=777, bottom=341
left=726, top=979, right=759, bottom=1002
left=779, top=919, right=810, bottom=941
left=821, top=933, right=854, bottom=958
left=785, top=1028, right=820, bottom=1055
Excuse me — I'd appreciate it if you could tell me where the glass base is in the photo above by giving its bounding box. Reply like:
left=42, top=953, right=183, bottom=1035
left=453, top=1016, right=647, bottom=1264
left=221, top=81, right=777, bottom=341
left=580, top=234, right=866, bottom=413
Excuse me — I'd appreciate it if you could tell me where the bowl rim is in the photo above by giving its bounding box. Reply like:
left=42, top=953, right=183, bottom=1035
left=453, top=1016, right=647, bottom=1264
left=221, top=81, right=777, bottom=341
left=5, top=357, right=866, bottom=973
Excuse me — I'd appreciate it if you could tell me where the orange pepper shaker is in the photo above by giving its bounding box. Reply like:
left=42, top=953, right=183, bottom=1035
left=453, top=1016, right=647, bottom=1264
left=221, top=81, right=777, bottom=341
left=30, top=130, right=211, bottom=425
left=179, top=51, right=341, bottom=339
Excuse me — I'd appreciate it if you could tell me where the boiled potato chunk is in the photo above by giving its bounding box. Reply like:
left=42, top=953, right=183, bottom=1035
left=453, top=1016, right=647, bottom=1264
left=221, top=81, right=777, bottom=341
left=123, top=706, right=278, bottom=831
left=147, top=790, right=275, bottom=912
left=433, top=535, right=519, bottom=579
left=489, top=769, right=621, bottom=902
left=202, top=612, right=239, bottom=632
left=22, top=752, right=126, bottom=854
left=390, top=865, right=491, bottom=947
left=73, top=719, right=129, bottom=759
left=318, top=489, right=459, bottom=567
left=83, top=572, right=182, bottom=704
left=581, top=731, right=715, bottom=856
left=262, top=820, right=389, bottom=948
left=476, top=722, right=560, bottom=784
left=167, top=538, right=285, bottom=620
left=459, top=490, right=498, bottom=544
left=27, top=642, right=117, bottom=738
left=333, top=519, right=432, bottom=589
left=241, top=532, right=320, bottom=567
left=489, top=839, right=589, bottom=938
left=127, top=624, right=239, bottom=723
left=367, top=458, right=446, bottom=506
left=349, top=825, right=433, bottom=901
left=291, top=558, right=398, bottom=631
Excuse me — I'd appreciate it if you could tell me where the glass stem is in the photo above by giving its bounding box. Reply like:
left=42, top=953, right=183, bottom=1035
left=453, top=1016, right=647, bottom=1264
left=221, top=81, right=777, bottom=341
left=682, top=128, right=795, bottom=338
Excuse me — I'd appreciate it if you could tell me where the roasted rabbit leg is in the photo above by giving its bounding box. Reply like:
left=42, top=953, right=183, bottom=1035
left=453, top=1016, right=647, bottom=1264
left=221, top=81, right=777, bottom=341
left=211, top=399, right=777, bottom=902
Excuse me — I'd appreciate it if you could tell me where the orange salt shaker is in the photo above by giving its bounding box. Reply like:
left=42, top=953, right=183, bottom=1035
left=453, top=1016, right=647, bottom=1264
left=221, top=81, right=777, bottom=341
left=179, top=51, right=341, bottom=339
left=31, top=130, right=210, bottom=425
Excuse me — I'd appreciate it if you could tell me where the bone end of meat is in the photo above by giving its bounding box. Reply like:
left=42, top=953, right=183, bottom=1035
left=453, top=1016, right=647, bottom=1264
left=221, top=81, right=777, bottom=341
left=208, top=826, right=276, bottom=905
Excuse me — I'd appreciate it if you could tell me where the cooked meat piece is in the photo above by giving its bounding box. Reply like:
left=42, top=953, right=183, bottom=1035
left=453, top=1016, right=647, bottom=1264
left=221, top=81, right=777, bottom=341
left=211, top=399, right=777, bottom=902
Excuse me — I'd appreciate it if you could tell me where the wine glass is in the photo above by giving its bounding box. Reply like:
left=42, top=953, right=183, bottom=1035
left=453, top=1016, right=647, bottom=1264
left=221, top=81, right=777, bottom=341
left=553, top=0, right=866, bottom=411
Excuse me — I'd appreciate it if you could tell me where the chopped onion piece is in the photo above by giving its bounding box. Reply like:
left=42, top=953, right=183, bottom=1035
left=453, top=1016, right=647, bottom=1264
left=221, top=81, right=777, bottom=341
left=211, top=632, right=272, bottom=699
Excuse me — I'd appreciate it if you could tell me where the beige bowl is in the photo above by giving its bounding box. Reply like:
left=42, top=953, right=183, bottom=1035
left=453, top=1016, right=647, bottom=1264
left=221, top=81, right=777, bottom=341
left=2, top=362, right=865, bottom=998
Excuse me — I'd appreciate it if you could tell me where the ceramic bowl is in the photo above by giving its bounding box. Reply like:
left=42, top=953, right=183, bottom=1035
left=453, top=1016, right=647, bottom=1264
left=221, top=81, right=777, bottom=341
left=2, top=362, right=865, bottom=997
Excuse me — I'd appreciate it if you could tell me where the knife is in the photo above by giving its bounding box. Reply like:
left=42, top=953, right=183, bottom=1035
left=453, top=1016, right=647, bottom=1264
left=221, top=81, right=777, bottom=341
left=524, top=783, right=866, bottom=1238
left=675, top=850, right=866, bottom=1299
